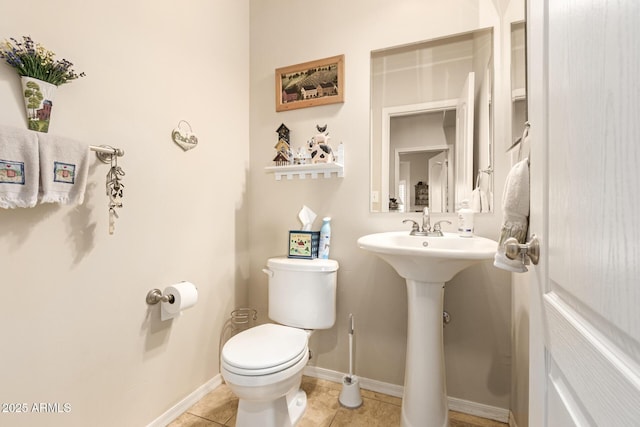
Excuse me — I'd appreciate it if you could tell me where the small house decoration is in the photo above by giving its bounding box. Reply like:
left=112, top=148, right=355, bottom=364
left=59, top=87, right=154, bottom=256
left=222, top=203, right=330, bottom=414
left=307, top=124, right=334, bottom=164
left=273, top=123, right=292, bottom=166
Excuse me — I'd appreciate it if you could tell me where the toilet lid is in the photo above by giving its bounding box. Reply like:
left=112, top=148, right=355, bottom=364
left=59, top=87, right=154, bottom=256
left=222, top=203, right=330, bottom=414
left=222, top=324, right=308, bottom=376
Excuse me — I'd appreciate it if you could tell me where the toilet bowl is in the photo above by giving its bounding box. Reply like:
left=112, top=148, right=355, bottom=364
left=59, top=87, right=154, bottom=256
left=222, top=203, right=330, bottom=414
left=221, top=257, right=339, bottom=427
left=221, top=324, right=310, bottom=427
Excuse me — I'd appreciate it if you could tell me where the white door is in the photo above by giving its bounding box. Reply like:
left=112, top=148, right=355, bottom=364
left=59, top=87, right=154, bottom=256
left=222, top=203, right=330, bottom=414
left=455, top=72, right=474, bottom=208
left=398, top=161, right=410, bottom=212
left=428, top=152, right=446, bottom=212
left=528, top=1, right=640, bottom=426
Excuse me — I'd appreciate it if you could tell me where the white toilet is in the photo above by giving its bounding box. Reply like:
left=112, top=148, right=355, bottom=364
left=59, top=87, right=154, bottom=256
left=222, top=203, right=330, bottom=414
left=221, top=257, right=339, bottom=427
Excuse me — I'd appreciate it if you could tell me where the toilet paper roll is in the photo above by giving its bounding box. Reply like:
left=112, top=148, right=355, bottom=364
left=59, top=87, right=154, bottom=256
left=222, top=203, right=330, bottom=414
left=161, top=281, right=198, bottom=321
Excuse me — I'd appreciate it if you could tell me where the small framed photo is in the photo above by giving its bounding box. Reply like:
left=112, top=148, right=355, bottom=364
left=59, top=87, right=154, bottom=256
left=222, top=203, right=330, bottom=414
left=276, top=54, right=345, bottom=112
left=288, top=231, right=320, bottom=259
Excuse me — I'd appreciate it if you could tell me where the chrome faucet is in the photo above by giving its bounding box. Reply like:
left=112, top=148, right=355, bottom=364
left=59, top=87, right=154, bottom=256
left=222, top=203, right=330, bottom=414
left=403, top=206, right=451, bottom=236
left=422, top=207, right=430, bottom=233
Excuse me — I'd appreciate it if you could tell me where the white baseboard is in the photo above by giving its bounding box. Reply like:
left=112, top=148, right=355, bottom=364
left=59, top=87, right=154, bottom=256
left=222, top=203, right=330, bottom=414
left=304, top=366, right=509, bottom=423
left=448, top=396, right=510, bottom=423
left=304, top=365, right=404, bottom=397
left=146, top=375, right=223, bottom=427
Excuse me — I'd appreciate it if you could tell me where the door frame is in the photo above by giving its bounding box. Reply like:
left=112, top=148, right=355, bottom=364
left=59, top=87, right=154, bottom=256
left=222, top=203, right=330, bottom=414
left=380, top=99, right=457, bottom=212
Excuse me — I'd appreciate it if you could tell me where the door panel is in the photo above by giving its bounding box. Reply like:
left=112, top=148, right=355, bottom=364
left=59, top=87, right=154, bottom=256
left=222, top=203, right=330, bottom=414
left=544, top=292, right=640, bottom=425
left=546, top=0, right=640, bottom=344
left=528, top=0, right=640, bottom=425
left=547, top=361, right=584, bottom=427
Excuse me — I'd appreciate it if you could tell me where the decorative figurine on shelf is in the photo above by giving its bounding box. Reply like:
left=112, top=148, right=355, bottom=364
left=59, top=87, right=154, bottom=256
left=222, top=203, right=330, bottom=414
left=307, top=124, right=335, bottom=164
left=294, top=146, right=308, bottom=165
left=273, top=123, right=291, bottom=166
left=389, top=197, right=399, bottom=211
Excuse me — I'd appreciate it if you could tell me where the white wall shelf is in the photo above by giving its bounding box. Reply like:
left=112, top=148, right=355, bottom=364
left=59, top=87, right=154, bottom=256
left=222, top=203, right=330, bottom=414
left=265, top=143, right=344, bottom=180
left=265, top=162, right=344, bottom=180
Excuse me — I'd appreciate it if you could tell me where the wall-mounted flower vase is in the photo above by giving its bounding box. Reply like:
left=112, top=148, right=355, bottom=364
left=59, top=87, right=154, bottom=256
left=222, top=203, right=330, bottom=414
left=21, top=76, right=56, bottom=133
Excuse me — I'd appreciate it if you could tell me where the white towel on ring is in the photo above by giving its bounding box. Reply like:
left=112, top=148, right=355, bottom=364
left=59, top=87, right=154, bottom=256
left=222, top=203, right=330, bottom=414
left=471, top=187, right=490, bottom=213
left=0, top=126, right=39, bottom=208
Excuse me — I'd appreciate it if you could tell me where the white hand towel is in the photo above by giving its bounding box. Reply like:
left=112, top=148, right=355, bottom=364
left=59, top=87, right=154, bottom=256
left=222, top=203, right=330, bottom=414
left=480, top=188, right=489, bottom=213
left=471, top=187, right=482, bottom=212
left=494, top=158, right=530, bottom=272
left=0, top=126, right=39, bottom=208
left=37, top=133, right=90, bottom=205
left=472, top=186, right=490, bottom=213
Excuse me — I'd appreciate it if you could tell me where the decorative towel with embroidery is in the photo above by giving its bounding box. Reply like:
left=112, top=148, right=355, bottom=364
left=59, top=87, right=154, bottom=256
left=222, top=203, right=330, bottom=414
left=37, top=133, right=90, bottom=205
left=493, top=158, right=530, bottom=272
left=0, top=126, right=39, bottom=208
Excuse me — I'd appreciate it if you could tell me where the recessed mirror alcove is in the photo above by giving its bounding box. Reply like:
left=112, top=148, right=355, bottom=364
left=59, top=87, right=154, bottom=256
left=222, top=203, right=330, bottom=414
left=370, top=28, right=494, bottom=213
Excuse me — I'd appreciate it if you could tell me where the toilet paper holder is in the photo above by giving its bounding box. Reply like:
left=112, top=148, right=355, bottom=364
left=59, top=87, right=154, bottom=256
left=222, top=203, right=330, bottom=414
left=146, top=289, right=175, bottom=305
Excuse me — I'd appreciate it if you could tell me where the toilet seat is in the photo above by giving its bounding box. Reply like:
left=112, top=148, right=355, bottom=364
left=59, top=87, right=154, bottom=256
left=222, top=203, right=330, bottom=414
left=222, top=324, right=309, bottom=376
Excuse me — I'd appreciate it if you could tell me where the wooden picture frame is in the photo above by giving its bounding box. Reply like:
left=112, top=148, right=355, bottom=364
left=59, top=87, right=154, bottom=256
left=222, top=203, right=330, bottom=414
left=275, top=54, right=344, bottom=112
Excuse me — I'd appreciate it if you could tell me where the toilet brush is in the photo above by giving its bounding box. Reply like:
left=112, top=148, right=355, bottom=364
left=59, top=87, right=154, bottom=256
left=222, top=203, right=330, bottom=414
left=339, top=313, right=363, bottom=408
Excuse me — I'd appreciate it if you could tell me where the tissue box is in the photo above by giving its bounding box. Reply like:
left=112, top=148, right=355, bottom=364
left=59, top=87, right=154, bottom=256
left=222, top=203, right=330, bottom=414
left=288, top=230, right=320, bottom=259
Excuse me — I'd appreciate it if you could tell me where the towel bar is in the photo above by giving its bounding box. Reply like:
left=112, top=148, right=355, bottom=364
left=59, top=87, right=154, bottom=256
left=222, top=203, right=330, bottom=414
left=90, top=145, right=124, bottom=163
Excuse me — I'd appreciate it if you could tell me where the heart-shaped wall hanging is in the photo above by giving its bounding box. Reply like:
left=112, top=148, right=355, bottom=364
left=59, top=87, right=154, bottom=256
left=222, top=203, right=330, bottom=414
left=172, top=120, right=198, bottom=151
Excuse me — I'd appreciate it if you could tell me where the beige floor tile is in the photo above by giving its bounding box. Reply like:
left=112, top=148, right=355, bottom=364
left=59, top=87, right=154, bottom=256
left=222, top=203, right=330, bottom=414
left=168, top=412, right=224, bottom=427
left=298, top=379, right=341, bottom=427
left=185, top=384, right=238, bottom=426
left=360, top=388, right=403, bottom=406
left=302, top=376, right=342, bottom=393
left=449, top=411, right=508, bottom=427
left=330, top=396, right=402, bottom=427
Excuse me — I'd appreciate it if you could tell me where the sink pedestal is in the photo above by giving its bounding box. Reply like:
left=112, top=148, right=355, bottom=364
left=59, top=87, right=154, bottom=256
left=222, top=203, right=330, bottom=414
left=356, top=231, right=498, bottom=427
left=403, top=279, right=448, bottom=427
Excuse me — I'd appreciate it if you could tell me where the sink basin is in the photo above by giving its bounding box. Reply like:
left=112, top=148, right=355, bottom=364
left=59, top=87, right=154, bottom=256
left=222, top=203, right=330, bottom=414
left=358, top=231, right=497, bottom=427
left=357, top=231, right=498, bottom=282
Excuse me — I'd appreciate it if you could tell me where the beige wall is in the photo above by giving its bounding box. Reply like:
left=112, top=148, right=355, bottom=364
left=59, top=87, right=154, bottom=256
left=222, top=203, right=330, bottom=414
left=250, top=0, right=522, bottom=411
left=0, top=1, right=249, bottom=426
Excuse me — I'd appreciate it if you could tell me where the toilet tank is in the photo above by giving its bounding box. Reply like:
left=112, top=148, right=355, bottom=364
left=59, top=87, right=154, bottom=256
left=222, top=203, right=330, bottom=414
left=265, top=257, right=339, bottom=329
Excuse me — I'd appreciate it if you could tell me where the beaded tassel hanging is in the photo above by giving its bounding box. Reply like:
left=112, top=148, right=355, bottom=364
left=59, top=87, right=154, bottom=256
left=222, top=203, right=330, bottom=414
left=105, top=154, right=124, bottom=234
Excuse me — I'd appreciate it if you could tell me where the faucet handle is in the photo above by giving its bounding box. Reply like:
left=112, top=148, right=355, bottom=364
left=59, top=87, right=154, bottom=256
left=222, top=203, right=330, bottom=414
left=402, top=219, right=420, bottom=232
left=432, top=220, right=452, bottom=233
left=426, top=220, right=451, bottom=236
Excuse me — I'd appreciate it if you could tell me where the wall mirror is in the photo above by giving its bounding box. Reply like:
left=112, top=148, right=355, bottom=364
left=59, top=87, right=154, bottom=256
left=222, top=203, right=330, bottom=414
left=370, top=28, right=494, bottom=213
left=511, top=21, right=527, bottom=145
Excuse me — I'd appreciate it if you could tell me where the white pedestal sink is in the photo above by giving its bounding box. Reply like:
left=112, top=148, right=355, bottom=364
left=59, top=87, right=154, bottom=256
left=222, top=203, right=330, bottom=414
left=357, top=231, right=497, bottom=427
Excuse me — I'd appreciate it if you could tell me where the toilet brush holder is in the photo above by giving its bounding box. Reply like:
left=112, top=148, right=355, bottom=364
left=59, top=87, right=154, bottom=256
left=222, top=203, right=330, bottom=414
left=339, top=375, right=363, bottom=408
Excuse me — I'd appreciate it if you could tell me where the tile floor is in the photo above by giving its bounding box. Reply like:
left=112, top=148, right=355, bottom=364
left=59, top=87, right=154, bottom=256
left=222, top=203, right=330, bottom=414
left=168, top=376, right=509, bottom=427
